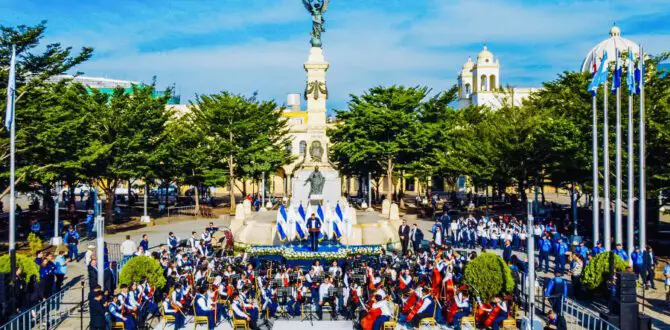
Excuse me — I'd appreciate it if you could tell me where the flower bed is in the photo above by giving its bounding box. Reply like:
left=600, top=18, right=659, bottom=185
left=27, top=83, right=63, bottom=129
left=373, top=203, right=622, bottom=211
left=245, top=245, right=382, bottom=260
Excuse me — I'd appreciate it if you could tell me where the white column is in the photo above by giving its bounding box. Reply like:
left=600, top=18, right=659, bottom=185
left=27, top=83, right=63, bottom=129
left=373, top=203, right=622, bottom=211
left=51, top=182, right=62, bottom=245
left=95, top=214, right=105, bottom=286
left=140, top=182, right=150, bottom=223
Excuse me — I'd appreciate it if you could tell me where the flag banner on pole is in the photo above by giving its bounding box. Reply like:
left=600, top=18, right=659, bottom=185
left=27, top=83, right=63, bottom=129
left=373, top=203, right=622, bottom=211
left=298, top=204, right=306, bottom=221
left=588, top=52, right=609, bottom=95
left=335, top=203, right=344, bottom=222
left=315, top=204, right=325, bottom=241
left=332, top=204, right=343, bottom=239
left=276, top=205, right=288, bottom=242
left=612, top=49, right=622, bottom=93
left=5, top=46, right=16, bottom=131
left=627, top=48, right=635, bottom=95
left=635, top=48, right=644, bottom=95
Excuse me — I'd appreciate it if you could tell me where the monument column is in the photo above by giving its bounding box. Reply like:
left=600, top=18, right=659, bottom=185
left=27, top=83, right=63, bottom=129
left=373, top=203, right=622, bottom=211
left=304, top=47, right=329, bottom=131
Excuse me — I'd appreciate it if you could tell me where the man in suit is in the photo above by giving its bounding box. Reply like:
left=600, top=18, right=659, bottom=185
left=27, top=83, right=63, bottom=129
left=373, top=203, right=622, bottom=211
left=409, top=223, right=424, bottom=253
left=90, top=290, right=108, bottom=330
left=88, top=259, right=99, bottom=292
left=306, top=213, right=322, bottom=252
left=104, top=260, right=118, bottom=293
left=503, top=239, right=513, bottom=263
left=643, top=245, right=657, bottom=290
left=398, top=220, right=410, bottom=256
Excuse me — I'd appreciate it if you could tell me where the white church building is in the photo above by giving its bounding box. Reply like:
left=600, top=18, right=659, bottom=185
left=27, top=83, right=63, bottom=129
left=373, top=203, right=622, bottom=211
left=456, top=45, right=538, bottom=110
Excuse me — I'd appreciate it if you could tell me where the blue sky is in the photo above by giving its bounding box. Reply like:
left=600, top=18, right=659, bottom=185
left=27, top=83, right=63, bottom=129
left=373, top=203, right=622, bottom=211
left=2, top=0, right=669, bottom=110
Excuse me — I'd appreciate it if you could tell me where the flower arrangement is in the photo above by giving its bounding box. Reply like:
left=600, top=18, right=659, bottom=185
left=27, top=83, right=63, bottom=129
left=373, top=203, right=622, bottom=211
left=245, top=244, right=383, bottom=260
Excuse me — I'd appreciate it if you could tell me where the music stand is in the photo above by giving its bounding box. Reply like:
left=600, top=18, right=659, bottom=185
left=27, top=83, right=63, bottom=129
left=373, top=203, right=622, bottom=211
left=301, top=291, right=315, bottom=325
left=276, top=287, right=292, bottom=320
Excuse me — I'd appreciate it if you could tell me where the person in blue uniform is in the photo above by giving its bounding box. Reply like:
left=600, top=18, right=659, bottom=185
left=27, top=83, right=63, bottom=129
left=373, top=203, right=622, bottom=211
left=162, top=292, right=185, bottom=329
left=545, top=272, right=568, bottom=314
left=554, top=238, right=568, bottom=275
left=109, top=294, right=136, bottom=330
left=63, top=226, right=80, bottom=260
left=539, top=235, right=552, bottom=273
left=194, top=287, right=216, bottom=330
left=306, top=214, right=322, bottom=252
left=167, top=232, right=179, bottom=256
left=613, top=243, right=628, bottom=261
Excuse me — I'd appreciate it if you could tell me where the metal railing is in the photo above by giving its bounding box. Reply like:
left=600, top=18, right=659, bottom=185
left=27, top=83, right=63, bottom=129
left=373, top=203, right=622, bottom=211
left=0, top=282, right=84, bottom=330
left=166, top=205, right=196, bottom=217
left=561, top=296, right=619, bottom=330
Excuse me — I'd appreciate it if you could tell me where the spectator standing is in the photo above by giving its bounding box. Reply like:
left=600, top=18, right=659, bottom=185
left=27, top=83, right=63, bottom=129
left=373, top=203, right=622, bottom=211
left=120, top=235, right=136, bottom=264
left=54, top=250, right=69, bottom=291
left=502, top=240, right=513, bottom=263
left=139, top=234, right=150, bottom=252
left=85, top=210, right=95, bottom=240
left=643, top=245, right=657, bottom=290
left=398, top=220, right=410, bottom=256
left=613, top=243, right=628, bottom=262
left=631, top=247, right=644, bottom=282
left=104, top=260, right=118, bottom=293
left=545, top=272, right=568, bottom=314
left=30, top=219, right=41, bottom=237
left=554, top=238, right=568, bottom=275
left=84, top=245, right=95, bottom=266
left=63, top=225, right=80, bottom=260
left=539, top=235, right=552, bottom=273
left=90, top=290, right=107, bottom=330
left=88, top=259, right=99, bottom=292
left=409, top=224, right=423, bottom=253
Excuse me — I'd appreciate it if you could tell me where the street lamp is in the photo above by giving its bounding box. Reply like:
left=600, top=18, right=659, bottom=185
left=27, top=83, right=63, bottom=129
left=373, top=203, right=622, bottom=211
left=51, top=182, right=62, bottom=245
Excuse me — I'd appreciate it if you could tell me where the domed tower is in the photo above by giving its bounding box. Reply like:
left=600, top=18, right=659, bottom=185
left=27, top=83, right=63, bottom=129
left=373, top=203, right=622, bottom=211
left=472, top=45, right=500, bottom=93
left=581, top=24, right=640, bottom=73
left=457, top=57, right=474, bottom=106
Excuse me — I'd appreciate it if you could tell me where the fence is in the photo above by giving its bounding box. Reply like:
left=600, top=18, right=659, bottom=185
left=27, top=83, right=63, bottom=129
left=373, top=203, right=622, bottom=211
left=0, top=281, right=85, bottom=330
left=560, top=297, right=619, bottom=330
left=166, top=205, right=196, bottom=217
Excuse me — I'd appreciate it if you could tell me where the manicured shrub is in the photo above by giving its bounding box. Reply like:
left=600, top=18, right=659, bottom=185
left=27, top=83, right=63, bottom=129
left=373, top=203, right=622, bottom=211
left=0, top=254, right=41, bottom=282
left=464, top=252, right=515, bottom=301
left=119, top=256, right=166, bottom=289
left=27, top=233, right=43, bottom=256
left=580, top=251, right=627, bottom=291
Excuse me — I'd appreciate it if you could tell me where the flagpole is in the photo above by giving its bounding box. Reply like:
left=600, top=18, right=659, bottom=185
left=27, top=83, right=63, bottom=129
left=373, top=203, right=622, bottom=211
left=592, top=94, right=599, bottom=245
left=7, top=45, right=17, bottom=286
left=626, top=61, right=635, bottom=258
left=603, top=80, right=611, bottom=251
left=615, top=70, right=623, bottom=246
left=639, top=47, right=646, bottom=249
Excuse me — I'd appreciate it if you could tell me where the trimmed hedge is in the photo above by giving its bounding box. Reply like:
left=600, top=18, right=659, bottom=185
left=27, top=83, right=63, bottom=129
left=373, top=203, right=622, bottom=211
left=119, top=256, right=166, bottom=290
left=27, top=233, right=43, bottom=256
left=580, top=251, right=627, bottom=291
left=464, top=252, right=515, bottom=301
left=0, top=254, right=41, bottom=282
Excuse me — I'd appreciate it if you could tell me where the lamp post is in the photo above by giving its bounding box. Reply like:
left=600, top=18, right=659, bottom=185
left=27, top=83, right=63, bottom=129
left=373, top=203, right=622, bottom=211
left=526, top=199, right=536, bottom=328
left=140, top=182, right=150, bottom=223
left=96, top=200, right=104, bottom=286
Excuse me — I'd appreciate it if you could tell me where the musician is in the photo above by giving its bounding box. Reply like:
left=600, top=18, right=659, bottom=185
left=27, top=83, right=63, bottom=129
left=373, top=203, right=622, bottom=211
left=194, top=287, right=216, bottom=330
left=490, top=296, right=508, bottom=330
left=398, top=268, right=412, bottom=292
left=201, top=230, right=213, bottom=255
left=346, top=281, right=363, bottom=320
left=239, top=287, right=260, bottom=325
left=109, top=293, right=136, bottom=330
left=452, top=289, right=471, bottom=329
left=207, top=284, right=225, bottom=322
left=306, top=213, right=322, bottom=252
left=171, top=283, right=188, bottom=314
left=371, top=296, right=393, bottom=330
left=118, top=284, right=139, bottom=316
left=261, top=283, right=279, bottom=318
left=288, top=280, right=306, bottom=316
left=162, top=292, right=185, bottom=329
left=328, top=260, right=342, bottom=278
left=232, top=293, right=258, bottom=330
left=317, top=276, right=337, bottom=320
left=205, top=222, right=219, bottom=234
left=188, top=231, right=199, bottom=253
left=410, top=287, right=436, bottom=327
left=223, top=264, right=236, bottom=279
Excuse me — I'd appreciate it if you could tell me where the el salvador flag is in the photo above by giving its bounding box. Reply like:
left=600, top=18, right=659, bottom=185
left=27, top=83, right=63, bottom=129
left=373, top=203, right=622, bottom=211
left=316, top=204, right=325, bottom=241
left=627, top=48, right=635, bottom=95
left=276, top=205, right=288, bottom=242
left=298, top=204, right=306, bottom=221
left=333, top=204, right=343, bottom=239
left=612, top=49, right=622, bottom=93
left=635, top=48, right=644, bottom=95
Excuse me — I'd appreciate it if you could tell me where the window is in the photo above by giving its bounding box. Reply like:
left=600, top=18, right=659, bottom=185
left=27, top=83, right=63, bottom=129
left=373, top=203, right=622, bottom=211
left=481, top=75, right=487, bottom=91
left=489, top=75, right=496, bottom=91
left=299, top=141, right=307, bottom=155
left=465, top=83, right=471, bottom=96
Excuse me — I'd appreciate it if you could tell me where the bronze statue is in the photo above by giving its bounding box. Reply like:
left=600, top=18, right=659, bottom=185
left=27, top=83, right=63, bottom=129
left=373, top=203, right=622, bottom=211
left=304, top=166, right=325, bottom=198
left=302, top=0, right=330, bottom=47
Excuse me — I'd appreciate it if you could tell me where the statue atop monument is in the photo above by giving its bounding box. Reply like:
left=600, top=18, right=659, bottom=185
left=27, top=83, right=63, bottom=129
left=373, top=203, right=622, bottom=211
left=304, top=166, right=325, bottom=198
left=302, top=0, right=329, bottom=47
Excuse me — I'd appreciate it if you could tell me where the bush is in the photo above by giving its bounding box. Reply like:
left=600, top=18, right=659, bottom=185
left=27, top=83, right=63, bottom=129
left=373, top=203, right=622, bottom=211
left=27, top=233, right=43, bottom=256
left=581, top=251, right=627, bottom=291
left=464, top=252, right=515, bottom=301
left=0, top=254, right=41, bottom=282
left=119, top=256, right=166, bottom=290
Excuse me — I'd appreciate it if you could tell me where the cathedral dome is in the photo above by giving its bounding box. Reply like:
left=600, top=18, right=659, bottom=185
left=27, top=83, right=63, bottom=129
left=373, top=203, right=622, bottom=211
left=581, top=24, right=640, bottom=73
left=462, top=57, right=474, bottom=72
left=477, top=45, right=494, bottom=64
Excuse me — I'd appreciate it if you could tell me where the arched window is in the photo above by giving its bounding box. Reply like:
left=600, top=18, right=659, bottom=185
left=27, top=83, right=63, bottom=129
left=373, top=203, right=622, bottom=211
left=480, top=75, right=487, bottom=91
left=489, top=75, right=496, bottom=91
left=299, top=141, right=307, bottom=155
left=465, top=83, right=471, bottom=96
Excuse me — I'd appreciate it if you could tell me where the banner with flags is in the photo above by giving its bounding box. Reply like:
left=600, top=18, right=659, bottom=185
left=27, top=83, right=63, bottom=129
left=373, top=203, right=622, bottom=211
left=635, top=48, right=644, bottom=95
left=587, top=52, right=609, bottom=95
left=276, top=204, right=288, bottom=242
left=290, top=206, right=306, bottom=240
left=5, top=45, right=16, bottom=131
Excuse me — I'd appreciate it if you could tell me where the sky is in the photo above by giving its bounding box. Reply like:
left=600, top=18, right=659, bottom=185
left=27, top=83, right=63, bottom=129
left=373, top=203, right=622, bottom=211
left=1, top=0, right=670, bottom=110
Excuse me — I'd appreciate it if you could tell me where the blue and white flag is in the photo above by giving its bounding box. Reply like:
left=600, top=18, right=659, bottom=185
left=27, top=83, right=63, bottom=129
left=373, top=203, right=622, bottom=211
left=298, top=203, right=306, bottom=221
left=587, top=52, right=609, bottom=96
left=332, top=204, right=342, bottom=239
left=635, top=47, right=644, bottom=95
left=627, top=48, right=635, bottom=95
left=316, top=204, right=326, bottom=241
left=5, top=45, right=16, bottom=131
left=276, top=204, right=288, bottom=242
left=611, top=49, right=622, bottom=93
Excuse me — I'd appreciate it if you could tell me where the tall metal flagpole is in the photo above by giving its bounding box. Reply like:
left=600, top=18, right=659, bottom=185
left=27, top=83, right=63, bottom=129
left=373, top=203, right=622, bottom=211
left=526, top=200, right=535, bottom=327
left=6, top=46, right=17, bottom=285
left=603, top=80, right=611, bottom=251
left=638, top=47, right=646, bottom=249
left=615, top=66, right=623, bottom=246
left=626, top=49, right=635, bottom=257
left=592, top=94, right=599, bottom=245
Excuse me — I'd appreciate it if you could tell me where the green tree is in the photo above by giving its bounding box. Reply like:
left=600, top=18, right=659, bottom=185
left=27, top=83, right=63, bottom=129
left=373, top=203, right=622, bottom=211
left=0, top=21, right=92, bottom=199
left=328, top=86, right=428, bottom=201
left=119, top=256, right=167, bottom=290
left=0, top=254, right=41, bottom=282
left=82, top=83, right=172, bottom=223
left=190, top=92, right=292, bottom=212
left=464, top=252, right=514, bottom=301
left=580, top=251, right=627, bottom=291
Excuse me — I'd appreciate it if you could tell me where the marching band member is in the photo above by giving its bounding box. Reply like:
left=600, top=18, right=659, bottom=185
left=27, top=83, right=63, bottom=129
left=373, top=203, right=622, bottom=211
left=110, top=293, right=136, bottom=330
left=194, top=287, right=215, bottom=330
left=371, top=296, right=393, bottom=330
left=167, top=232, right=179, bottom=255
left=452, top=289, right=471, bottom=329
left=162, top=292, right=185, bottom=329
left=317, top=276, right=336, bottom=320
left=188, top=231, right=199, bottom=254
left=118, top=284, right=138, bottom=316
left=328, top=260, right=342, bottom=278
